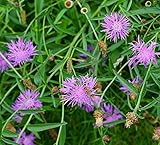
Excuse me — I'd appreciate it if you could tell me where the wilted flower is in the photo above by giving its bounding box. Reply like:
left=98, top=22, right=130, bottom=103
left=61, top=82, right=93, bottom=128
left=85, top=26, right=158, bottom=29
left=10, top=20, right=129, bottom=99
left=120, top=76, right=142, bottom=100
left=101, top=12, right=130, bottom=42
left=60, top=75, right=98, bottom=111
left=12, top=89, right=42, bottom=123
left=101, top=102, right=123, bottom=125
left=0, top=52, right=9, bottom=72
left=7, top=38, right=36, bottom=66
left=129, top=38, right=160, bottom=67
left=14, top=130, right=35, bottom=145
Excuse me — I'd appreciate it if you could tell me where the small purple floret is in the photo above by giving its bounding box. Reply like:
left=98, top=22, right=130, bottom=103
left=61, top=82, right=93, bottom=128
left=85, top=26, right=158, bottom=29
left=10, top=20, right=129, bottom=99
left=101, top=12, right=130, bottom=42
left=14, top=131, right=35, bottom=145
left=7, top=38, right=36, bottom=66
left=0, top=53, right=9, bottom=72
left=101, top=102, right=123, bottom=124
left=12, top=89, right=42, bottom=123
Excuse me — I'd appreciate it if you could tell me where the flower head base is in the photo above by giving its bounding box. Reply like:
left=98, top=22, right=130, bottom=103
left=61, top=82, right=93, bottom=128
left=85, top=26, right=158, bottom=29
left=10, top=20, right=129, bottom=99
left=0, top=52, right=9, bottom=72
left=60, top=75, right=98, bottom=111
left=101, top=102, right=123, bottom=125
left=129, top=38, right=160, bottom=68
left=101, top=12, right=130, bottom=42
left=12, top=89, right=42, bottom=123
left=14, top=131, right=35, bottom=145
left=7, top=38, right=36, bottom=66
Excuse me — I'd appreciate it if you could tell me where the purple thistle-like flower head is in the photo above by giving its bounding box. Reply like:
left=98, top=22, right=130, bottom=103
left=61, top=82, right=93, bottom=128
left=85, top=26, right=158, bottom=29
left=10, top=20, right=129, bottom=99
left=14, top=131, right=35, bottom=145
left=7, top=38, right=36, bottom=66
left=101, top=12, right=130, bottom=42
left=101, top=102, right=123, bottom=124
left=12, top=89, right=42, bottom=111
left=60, top=75, right=97, bottom=109
left=0, top=53, right=9, bottom=72
left=120, top=76, right=142, bottom=96
left=129, top=38, right=160, bottom=68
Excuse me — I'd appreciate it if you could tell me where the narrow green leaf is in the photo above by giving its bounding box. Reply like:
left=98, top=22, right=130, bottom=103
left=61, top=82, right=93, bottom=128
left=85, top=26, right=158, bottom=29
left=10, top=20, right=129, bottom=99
left=2, top=130, right=17, bottom=138
left=54, top=9, right=67, bottom=25
left=2, top=137, right=19, bottom=145
left=151, top=73, right=160, bottom=88
left=59, top=125, right=66, bottom=145
left=114, top=71, right=138, bottom=96
left=129, top=7, right=160, bottom=15
left=27, top=122, right=67, bottom=132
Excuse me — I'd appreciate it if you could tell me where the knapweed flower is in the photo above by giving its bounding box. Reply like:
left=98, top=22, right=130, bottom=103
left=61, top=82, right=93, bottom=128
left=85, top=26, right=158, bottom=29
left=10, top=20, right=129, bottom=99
left=129, top=38, right=160, bottom=67
left=14, top=131, right=35, bottom=145
left=0, top=52, right=9, bottom=72
left=120, top=76, right=142, bottom=99
left=101, top=102, right=123, bottom=125
left=101, top=12, right=130, bottom=42
left=7, top=38, right=36, bottom=66
left=60, top=75, right=98, bottom=111
left=12, top=89, right=42, bottom=123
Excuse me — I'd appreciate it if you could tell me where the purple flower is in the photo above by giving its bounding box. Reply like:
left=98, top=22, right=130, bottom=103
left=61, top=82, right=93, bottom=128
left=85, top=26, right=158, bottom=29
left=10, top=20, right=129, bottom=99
left=12, top=89, right=42, bottom=110
left=129, top=38, right=160, bottom=67
left=60, top=75, right=98, bottom=110
left=101, top=12, right=130, bottom=42
left=120, top=76, right=142, bottom=96
left=101, top=102, right=123, bottom=124
left=0, top=52, right=9, bottom=72
left=14, top=131, right=35, bottom=145
left=12, top=89, right=42, bottom=123
left=7, top=38, right=36, bottom=66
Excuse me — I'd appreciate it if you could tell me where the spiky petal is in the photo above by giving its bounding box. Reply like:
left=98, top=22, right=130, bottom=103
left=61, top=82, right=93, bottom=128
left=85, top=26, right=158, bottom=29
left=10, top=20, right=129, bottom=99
left=129, top=38, right=160, bottom=68
left=60, top=75, right=97, bottom=111
left=101, top=102, right=123, bottom=125
left=101, top=12, right=130, bottom=42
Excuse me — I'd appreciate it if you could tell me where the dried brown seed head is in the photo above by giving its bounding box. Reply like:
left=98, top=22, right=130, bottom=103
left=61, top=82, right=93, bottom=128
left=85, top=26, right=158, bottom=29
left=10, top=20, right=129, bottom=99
left=67, top=58, right=72, bottom=74
left=93, top=110, right=104, bottom=128
left=98, top=40, right=107, bottom=55
left=152, top=127, right=160, bottom=140
left=52, top=86, right=59, bottom=93
left=125, top=112, right=138, bottom=128
left=23, top=78, right=37, bottom=90
left=49, top=55, right=55, bottom=62
left=103, top=135, right=111, bottom=143
left=95, top=82, right=102, bottom=93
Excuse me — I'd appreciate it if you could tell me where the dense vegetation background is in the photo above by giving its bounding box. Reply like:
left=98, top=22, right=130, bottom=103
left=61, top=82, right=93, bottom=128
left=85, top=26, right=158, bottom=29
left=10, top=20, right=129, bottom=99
left=0, top=0, right=160, bottom=145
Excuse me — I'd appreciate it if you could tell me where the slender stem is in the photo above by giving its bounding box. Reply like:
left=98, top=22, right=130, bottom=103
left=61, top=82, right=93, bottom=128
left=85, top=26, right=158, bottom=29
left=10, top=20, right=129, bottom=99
left=76, top=0, right=99, bottom=41
left=0, top=52, right=23, bottom=79
left=134, top=64, right=152, bottom=113
left=16, top=114, right=33, bottom=143
left=98, top=60, right=129, bottom=107
left=55, top=69, right=64, bottom=145
left=0, top=83, right=17, bottom=105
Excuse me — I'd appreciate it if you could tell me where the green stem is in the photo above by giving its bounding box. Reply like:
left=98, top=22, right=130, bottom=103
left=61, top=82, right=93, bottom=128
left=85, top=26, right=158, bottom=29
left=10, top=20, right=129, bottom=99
left=16, top=114, right=33, bottom=143
left=134, top=64, right=152, bottom=113
left=98, top=60, right=129, bottom=107
left=0, top=52, right=23, bottom=79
